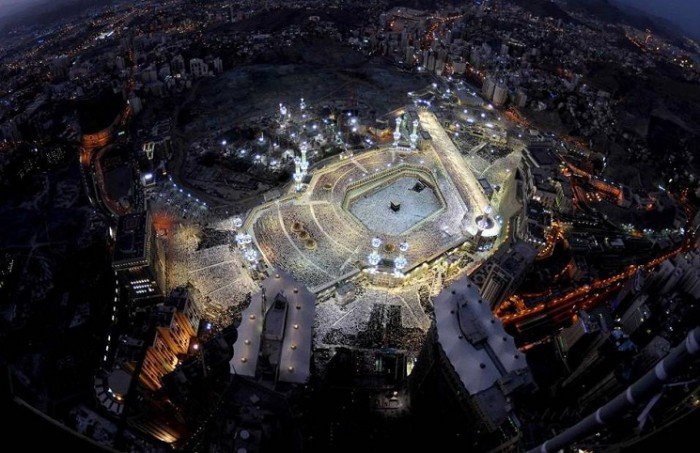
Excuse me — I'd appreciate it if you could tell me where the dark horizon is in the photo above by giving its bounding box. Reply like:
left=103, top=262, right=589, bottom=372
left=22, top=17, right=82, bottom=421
left=0, top=0, right=698, bottom=452
left=614, top=0, right=700, bottom=40
left=1, top=0, right=700, bottom=40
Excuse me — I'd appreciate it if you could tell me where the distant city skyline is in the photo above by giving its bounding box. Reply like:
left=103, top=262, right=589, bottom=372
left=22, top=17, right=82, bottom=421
left=615, top=0, right=700, bottom=39
left=1, top=0, right=699, bottom=40
left=1, top=0, right=698, bottom=451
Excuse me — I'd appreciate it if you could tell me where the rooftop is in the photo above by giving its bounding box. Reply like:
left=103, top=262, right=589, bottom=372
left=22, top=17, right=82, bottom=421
left=230, top=270, right=316, bottom=384
left=528, top=145, right=560, bottom=168
left=434, top=276, right=529, bottom=395
left=112, top=212, right=150, bottom=268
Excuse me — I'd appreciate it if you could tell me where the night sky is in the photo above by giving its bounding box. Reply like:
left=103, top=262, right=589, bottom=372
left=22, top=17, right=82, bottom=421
left=615, top=0, right=700, bottom=39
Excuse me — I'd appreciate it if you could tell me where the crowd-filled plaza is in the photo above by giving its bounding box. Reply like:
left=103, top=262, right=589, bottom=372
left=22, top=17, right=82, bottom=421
left=241, top=110, right=500, bottom=292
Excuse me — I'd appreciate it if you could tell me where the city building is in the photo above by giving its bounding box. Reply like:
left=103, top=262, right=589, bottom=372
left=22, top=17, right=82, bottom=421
left=230, top=270, right=315, bottom=385
left=482, top=75, right=496, bottom=99
left=492, top=82, right=508, bottom=106
left=132, top=292, right=201, bottom=391
left=189, top=58, right=209, bottom=78
left=112, top=212, right=166, bottom=303
left=411, top=276, right=534, bottom=451
left=480, top=241, right=537, bottom=309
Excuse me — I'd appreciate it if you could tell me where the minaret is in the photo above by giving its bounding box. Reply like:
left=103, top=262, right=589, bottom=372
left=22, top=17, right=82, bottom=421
left=293, top=156, right=303, bottom=191
left=393, top=116, right=402, bottom=147
left=300, top=142, right=309, bottom=173
left=368, top=237, right=383, bottom=273
left=244, top=247, right=259, bottom=266
left=394, top=241, right=409, bottom=277
left=409, top=119, right=419, bottom=150
left=233, top=216, right=243, bottom=230
left=235, top=232, right=252, bottom=250
left=477, top=205, right=494, bottom=229
left=294, top=156, right=301, bottom=175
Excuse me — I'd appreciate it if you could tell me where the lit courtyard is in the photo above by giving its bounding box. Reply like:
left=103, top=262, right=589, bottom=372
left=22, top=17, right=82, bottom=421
left=347, top=174, right=444, bottom=236
left=243, top=111, right=501, bottom=292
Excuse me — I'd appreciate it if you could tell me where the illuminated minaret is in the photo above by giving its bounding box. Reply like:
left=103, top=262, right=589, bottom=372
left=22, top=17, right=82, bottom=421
left=235, top=232, right=252, bottom=249
left=234, top=229, right=258, bottom=267
left=233, top=216, right=243, bottom=230
left=368, top=237, right=383, bottom=273
left=244, top=248, right=259, bottom=266
left=300, top=141, right=309, bottom=174
left=477, top=205, right=494, bottom=230
left=409, top=119, right=419, bottom=150
left=293, top=156, right=303, bottom=192
left=393, top=116, right=402, bottom=147
left=279, top=103, right=287, bottom=117
left=394, top=241, right=409, bottom=277
left=299, top=97, right=306, bottom=112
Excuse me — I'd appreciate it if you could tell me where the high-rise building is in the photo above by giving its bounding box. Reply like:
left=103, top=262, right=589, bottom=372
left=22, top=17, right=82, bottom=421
left=434, top=58, right=444, bottom=75
left=400, top=29, right=409, bottom=48
left=482, top=76, right=496, bottom=99
left=426, top=54, right=436, bottom=72
left=405, top=45, right=414, bottom=64
left=558, top=312, right=636, bottom=400
left=422, top=50, right=430, bottom=68
left=134, top=295, right=200, bottom=391
left=171, top=55, right=185, bottom=75
left=411, top=277, right=534, bottom=451
left=555, top=309, right=610, bottom=372
left=230, top=270, right=315, bottom=385
left=189, top=58, right=208, bottom=78
left=112, top=212, right=166, bottom=303
left=619, top=295, right=651, bottom=338
left=492, top=82, right=508, bottom=106
left=118, top=289, right=201, bottom=445
left=480, top=242, right=537, bottom=309
left=212, top=57, right=223, bottom=74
